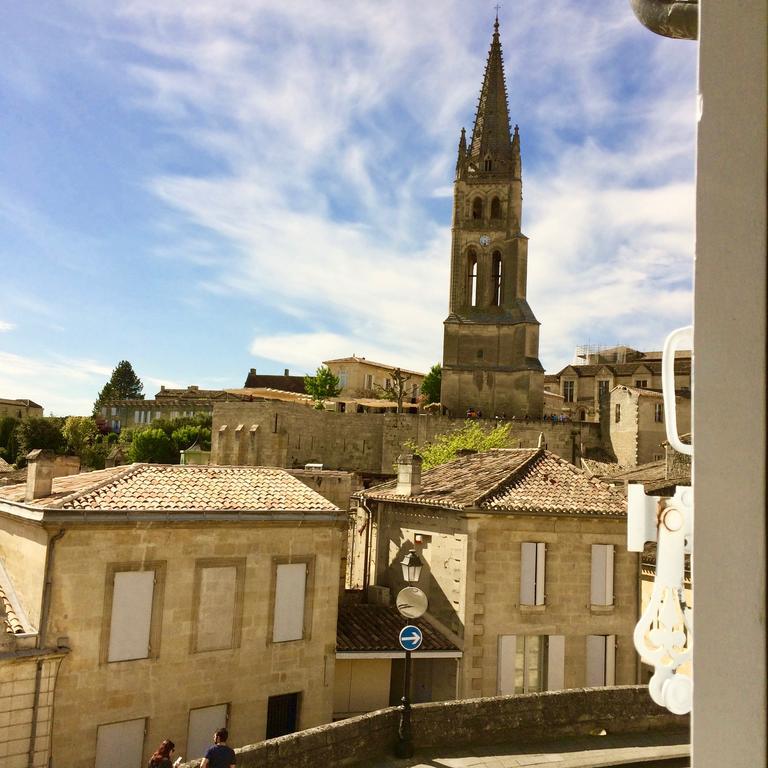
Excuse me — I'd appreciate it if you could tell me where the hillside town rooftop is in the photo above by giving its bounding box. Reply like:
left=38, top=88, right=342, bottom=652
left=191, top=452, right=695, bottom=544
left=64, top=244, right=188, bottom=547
left=0, top=463, right=341, bottom=514
left=357, top=448, right=626, bottom=517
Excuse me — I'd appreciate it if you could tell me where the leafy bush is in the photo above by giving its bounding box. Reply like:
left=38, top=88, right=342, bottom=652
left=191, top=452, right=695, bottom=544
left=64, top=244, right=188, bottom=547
left=128, top=428, right=178, bottom=464
left=407, top=420, right=512, bottom=470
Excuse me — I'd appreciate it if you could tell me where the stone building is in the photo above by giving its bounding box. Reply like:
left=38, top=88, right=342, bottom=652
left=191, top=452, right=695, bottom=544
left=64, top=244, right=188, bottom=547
left=101, top=385, right=251, bottom=432
left=607, top=385, right=691, bottom=466
left=0, top=397, right=43, bottom=420
left=440, top=19, right=544, bottom=419
left=0, top=452, right=346, bottom=767
left=355, top=449, right=636, bottom=702
left=545, top=347, right=692, bottom=423
left=322, top=356, right=425, bottom=402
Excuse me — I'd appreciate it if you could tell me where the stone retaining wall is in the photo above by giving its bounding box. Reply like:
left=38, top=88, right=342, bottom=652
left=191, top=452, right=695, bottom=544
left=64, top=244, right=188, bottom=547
left=180, top=686, right=688, bottom=768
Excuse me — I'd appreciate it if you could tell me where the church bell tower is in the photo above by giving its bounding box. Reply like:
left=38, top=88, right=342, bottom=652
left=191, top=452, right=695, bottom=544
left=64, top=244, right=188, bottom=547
left=440, top=17, right=544, bottom=418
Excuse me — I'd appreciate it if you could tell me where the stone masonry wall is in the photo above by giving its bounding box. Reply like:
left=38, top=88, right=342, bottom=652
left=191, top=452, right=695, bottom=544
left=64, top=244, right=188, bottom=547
left=212, top=402, right=602, bottom=475
left=179, top=686, right=688, bottom=768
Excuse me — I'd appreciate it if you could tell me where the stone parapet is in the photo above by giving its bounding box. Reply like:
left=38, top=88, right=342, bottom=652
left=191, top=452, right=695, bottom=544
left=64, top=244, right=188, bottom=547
left=179, top=686, right=688, bottom=768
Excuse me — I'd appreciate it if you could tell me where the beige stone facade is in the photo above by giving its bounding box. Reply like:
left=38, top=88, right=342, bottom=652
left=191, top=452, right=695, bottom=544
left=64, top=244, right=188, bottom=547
left=211, top=400, right=604, bottom=478
left=546, top=349, right=692, bottom=424
left=358, top=450, right=637, bottom=702
left=323, top=356, right=425, bottom=402
left=608, top=386, right=691, bottom=467
left=0, top=460, right=346, bottom=767
left=440, top=21, right=544, bottom=419
left=0, top=398, right=43, bottom=420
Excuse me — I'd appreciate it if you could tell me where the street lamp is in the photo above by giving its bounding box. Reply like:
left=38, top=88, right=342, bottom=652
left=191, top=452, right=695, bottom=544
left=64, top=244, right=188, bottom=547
left=400, top=549, right=423, bottom=584
left=395, top=549, right=424, bottom=759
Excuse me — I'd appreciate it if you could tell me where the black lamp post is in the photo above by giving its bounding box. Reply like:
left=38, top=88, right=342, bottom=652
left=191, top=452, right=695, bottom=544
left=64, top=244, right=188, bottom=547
left=395, top=549, right=423, bottom=759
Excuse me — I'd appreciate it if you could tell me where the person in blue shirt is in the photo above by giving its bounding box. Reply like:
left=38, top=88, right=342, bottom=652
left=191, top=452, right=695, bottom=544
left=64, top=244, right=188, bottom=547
left=200, top=728, right=235, bottom=768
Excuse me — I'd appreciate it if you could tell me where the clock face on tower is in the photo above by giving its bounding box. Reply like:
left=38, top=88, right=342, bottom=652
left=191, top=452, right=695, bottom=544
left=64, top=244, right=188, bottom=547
left=479, top=234, right=491, bottom=247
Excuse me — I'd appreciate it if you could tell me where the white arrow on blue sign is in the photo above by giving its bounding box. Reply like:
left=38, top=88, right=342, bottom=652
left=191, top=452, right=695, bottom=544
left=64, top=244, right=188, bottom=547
left=399, top=625, right=423, bottom=651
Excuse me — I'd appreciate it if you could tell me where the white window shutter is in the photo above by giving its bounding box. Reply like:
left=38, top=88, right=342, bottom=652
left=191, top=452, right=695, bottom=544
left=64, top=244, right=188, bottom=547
left=546, top=635, right=565, bottom=690
left=520, top=543, right=536, bottom=605
left=273, top=563, right=307, bottom=642
left=605, top=635, right=616, bottom=685
left=586, top=634, right=606, bottom=686
left=497, top=635, right=517, bottom=694
left=95, top=718, right=145, bottom=768
left=535, top=542, right=546, bottom=605
left=591, top=544, right=615, bottom=606
left=108, top=571, right=154, bottom=662
left=187, top=704, right=228, bottom=759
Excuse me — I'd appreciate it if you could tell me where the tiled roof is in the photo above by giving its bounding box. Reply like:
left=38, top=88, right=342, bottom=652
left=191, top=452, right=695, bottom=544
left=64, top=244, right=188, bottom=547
left=609, top=460, right=667, bottom=485
left=0, top=464, right=339, bottom=513
left=553, top=359, right=691, bottom=378
left=0, top=397, right=43, bottom=409
left=242, top=372, right=307, bottom=392
left=359, top=449, right=626, bottom=517
left=0, top=583, right=25, bottom=634
left=323, top=356, right=426, bottom=377
left=581, top=459, right=627, bottom=479
left=336, top=604, right=458, bottom=652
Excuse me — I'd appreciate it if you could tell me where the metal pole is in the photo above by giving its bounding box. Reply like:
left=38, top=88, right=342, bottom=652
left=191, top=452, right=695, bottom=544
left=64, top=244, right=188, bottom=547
left=396, top=648, right=413, bottom=758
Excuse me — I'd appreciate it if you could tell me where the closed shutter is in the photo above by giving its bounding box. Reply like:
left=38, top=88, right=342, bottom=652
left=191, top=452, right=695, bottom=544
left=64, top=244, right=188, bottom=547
left=273, top=563, right=307, bottom=642
left=197, top=565, right=237, bottom=651
left=586, top=635, right=615, bottom=686
left=108, top=571, right=154, bottom=662
left=546, top=635, right=565, bottom=690
left=187, top=703, right=228, bottom=759
left=95, top=718, right=145, bottom=768
left=590, top=544, right=615, bottom=606
left=520, top=542, right=546, bottom=606
left=497, top=635, right=516, bottom=694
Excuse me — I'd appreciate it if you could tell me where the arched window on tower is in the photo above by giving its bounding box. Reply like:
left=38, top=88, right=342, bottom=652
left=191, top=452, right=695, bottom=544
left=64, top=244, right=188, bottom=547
left=490, top=197, right=501, bottom=220
left=467, top=250, right=478, bottom=306
left=472, top=197, right=483, bottom=220
left=491, top=251, right=503, bottom=306
left=484, top=157, right=493, bottom=172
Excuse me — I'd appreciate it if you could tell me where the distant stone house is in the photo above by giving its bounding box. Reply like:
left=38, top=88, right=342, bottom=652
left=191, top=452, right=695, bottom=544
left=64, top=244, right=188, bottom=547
left=100, top=385, right=251, bottom=432
left=354, top=449, right=636, bottom=704
left=607, top=385, right=691, bottom=467
left=0, top=397, right=43, bottom=420
left=0, top=452, right=346, bottom=768
left=323, top=356, right=425, bottom=402
left=545, top=348, right=692, bottom=423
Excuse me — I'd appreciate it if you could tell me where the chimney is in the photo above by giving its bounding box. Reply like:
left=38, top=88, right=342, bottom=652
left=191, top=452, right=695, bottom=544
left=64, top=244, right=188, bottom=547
left=26, top=449, right=55, bottom=501
left=395, top=454, right=422, bottom=496
left=188, top=385, right=199, bottom=391
left=160, top=385, right=166, bottom=391
left=250, top=368, right=257, bottom=375
left=284, top=368, right=289, bottom=376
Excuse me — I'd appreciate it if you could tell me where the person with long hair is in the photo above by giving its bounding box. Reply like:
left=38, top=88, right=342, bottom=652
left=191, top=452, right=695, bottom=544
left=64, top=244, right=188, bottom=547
left=148, top=739, right=176, bottom=768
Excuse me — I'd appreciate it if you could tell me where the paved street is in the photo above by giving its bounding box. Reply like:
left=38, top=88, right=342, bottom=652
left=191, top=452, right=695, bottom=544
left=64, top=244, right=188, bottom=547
left=365, top=729, right=690, bottom=768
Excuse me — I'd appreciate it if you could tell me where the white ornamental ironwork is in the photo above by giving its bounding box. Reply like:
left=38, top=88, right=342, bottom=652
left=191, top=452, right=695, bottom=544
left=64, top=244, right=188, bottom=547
left=627, top=325, right=693, bottom=715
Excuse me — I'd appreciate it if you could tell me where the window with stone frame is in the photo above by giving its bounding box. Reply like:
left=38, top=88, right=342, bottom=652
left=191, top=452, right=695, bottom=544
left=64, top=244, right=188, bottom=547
left=467, top=251, right=478, bottom=306
left=597, top=379, right=610, bottom=403
left=615, top=403, right=621, bottom=423
left=520, top=542, right=546, bottom=606
left=655, top=402, right=664, bottom=423
left=472, top=197, right=483, bottom=220
left=191, top=558, right=246, bottom=653
left=101, top=562, right=166, bottom=663
left=491, top=251, right=503, bottom=306
left=490, top=196, right=501, bottom=219
left=269, top=557, right=315, bottom=643
left=586, top=635, right=616, bottom=687
left=590, top=544, right=615, bottom=607
left=635, top=379, right=648, bottom=388
left=563, top=380, right=575, bottom=403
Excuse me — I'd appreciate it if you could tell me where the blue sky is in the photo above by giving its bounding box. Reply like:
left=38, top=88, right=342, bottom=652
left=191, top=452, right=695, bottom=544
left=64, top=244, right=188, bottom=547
left=0, top=1, right=697, bottom=416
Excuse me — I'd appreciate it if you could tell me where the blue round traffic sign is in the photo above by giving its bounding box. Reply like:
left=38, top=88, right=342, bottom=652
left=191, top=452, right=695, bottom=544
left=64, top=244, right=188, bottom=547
left=399, top=625, right=423, bottom=651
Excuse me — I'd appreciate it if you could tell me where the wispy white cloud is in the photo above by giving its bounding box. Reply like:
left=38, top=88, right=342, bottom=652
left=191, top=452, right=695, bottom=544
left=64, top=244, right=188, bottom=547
left=0, top=321, right=14, bottom=333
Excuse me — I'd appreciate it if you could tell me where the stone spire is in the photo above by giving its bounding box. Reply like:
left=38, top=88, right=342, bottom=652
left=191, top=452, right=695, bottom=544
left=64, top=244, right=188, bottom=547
left=468, top=17, right=514, bottom=169
left=456, top=126, right=468, bottom=179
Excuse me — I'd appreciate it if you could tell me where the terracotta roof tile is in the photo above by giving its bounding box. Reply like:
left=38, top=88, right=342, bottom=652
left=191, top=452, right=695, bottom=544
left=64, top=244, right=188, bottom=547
left=0, top=465, right=339, bottom=513
left=0, top=584, right=25, bottom=635
left=336, top=604, right=458, bottom=652
left=359, top=449, right=625, bottom=517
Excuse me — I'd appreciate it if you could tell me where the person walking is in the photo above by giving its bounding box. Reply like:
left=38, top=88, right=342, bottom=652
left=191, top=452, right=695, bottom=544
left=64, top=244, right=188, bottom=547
left=200, top=728, right=236, bottom=768
left=147, top=739, right=176, bottom=768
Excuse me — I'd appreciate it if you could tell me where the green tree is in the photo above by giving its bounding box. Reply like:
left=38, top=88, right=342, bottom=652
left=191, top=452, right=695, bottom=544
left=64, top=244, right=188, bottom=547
left=303, top=366, right=342, bottom=409
left=62, top=416, right=99, bottom=454
left=128, top=428, right=178, bottom=464
left=14, top=417, right=66, bottom=465
left=94, top=360, right=144, bottom=413
left=407, top=420, right=512, bottom=470
left=0, top=416, right=19, bottom=456
left=172, top=424, right=212, bottom=451
left=420, top=364, right=442, bottom=404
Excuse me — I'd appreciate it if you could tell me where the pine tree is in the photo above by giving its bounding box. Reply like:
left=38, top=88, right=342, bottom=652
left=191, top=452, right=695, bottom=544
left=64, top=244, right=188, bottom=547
left=93, top=360, right=144, bottom=413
